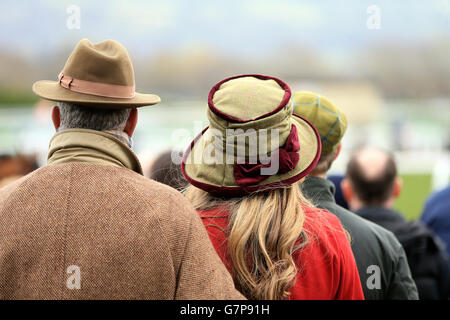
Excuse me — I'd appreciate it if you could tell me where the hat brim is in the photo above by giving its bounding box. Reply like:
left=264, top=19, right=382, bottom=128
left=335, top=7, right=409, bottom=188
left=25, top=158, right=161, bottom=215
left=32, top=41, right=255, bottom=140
left=32, top=80, right=160, bottom=108
left=182, top=114, right=322, bottom=196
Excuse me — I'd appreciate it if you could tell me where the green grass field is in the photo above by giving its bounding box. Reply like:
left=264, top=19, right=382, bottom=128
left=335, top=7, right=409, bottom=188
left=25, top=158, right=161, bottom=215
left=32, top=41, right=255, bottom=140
left=393, top=174, right=432, bottom=221
left=0, top=89, right=38, bottom=106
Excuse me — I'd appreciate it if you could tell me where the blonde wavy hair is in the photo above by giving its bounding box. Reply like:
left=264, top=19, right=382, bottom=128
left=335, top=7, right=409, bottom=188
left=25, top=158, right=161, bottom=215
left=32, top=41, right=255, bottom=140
left=185, top=182, right=313, bottom=300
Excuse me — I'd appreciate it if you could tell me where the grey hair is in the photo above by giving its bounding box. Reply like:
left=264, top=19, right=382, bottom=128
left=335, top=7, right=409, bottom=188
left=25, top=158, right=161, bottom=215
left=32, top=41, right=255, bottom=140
left=58, top=102, right=132, bottom=131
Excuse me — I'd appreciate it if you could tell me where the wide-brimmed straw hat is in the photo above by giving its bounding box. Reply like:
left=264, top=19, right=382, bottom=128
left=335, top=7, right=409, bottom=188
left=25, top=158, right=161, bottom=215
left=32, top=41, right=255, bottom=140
left=182, top=74, right=322, bottom=196
left=32, top=38, right=160, bottom=108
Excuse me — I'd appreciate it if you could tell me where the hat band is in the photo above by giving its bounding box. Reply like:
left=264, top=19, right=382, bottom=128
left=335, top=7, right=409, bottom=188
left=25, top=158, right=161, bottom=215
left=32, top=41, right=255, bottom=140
left=58, top=73, right=135, bottom=99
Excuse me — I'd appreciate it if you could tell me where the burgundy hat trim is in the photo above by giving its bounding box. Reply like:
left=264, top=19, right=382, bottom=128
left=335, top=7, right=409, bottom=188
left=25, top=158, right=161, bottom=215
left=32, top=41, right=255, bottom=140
left=181, top=114, right=322, bottom=196
left=233, top=124, right=300, bottom=187
left=207, top=74, right=292, bottom=123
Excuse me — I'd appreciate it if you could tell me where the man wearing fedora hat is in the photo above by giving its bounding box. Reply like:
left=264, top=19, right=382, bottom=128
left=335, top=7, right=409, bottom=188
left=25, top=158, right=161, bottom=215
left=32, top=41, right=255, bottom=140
left=0, top=39, right=244, bottom=300
left=293, top=91, right=418, bottom=300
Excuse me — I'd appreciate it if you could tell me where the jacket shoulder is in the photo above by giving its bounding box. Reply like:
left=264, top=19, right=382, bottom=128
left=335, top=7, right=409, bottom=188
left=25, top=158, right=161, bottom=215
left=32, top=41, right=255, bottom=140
left=325, top=202, right=403, bottom=252
left=316, top=203, right=419, bottom=299
left=113, top=166, right=196, bottom=220
left=0, top=170, right=42, bottom=207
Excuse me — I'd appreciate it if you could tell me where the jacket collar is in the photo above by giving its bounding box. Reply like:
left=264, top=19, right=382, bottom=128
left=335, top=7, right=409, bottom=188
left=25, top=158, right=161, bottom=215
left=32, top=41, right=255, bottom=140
left=47, top=128, right=143, bottom=175
left=301, top=176, right=337, bottom=205
left=355, top=206, right=407, bottom=224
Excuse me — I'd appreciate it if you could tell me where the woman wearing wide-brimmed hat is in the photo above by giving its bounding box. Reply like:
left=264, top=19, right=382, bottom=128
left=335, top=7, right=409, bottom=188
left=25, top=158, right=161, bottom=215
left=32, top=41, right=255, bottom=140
left=182, top=75, right=364, bottom=300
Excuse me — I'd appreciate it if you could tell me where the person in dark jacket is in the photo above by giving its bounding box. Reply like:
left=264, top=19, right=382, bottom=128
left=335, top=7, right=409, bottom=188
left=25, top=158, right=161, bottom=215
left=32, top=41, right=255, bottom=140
left=342, top=147, right=450, bottom=300
left=421, top=185, right=450, bottom=257
left=294, top=91, right=418, bottom=300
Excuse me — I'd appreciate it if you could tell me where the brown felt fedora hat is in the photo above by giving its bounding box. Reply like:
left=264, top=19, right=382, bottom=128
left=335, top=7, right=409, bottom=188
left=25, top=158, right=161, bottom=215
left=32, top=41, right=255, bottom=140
left=32, top=38, right=160, bottom=108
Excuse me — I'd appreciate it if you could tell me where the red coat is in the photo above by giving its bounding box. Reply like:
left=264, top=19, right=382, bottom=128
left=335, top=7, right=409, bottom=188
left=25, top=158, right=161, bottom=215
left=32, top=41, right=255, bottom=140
left=199, top=205, right=364, bottom=300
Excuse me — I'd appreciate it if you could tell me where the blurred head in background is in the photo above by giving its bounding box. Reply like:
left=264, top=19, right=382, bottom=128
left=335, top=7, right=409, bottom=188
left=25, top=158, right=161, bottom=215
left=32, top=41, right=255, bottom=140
left=0, top=154, right=39, bottom=188
left=342, top=147, right=402, bottom=211
left=148, top=150, right=188, bottom=191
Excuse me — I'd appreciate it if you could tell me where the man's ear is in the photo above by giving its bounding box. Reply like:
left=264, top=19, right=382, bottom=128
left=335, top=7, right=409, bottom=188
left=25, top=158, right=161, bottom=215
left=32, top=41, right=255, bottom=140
left=341, top=178, right=353, bottom=203
left=51, top=106, right=61, bottom=131
left=124, top=108, right=138, bottom=137
left=334, top=143, right=342, bottom=160
left=393, top=177, right=403, bottom=199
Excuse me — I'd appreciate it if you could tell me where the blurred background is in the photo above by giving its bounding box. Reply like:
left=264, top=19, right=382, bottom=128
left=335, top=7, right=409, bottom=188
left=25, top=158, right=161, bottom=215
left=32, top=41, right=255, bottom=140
left=0, top=0, right=449, bottom=219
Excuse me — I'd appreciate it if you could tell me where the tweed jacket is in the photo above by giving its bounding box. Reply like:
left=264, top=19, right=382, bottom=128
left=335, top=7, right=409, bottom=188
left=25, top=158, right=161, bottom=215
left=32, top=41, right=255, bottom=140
left=0, top=129, right=244, bottom=300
